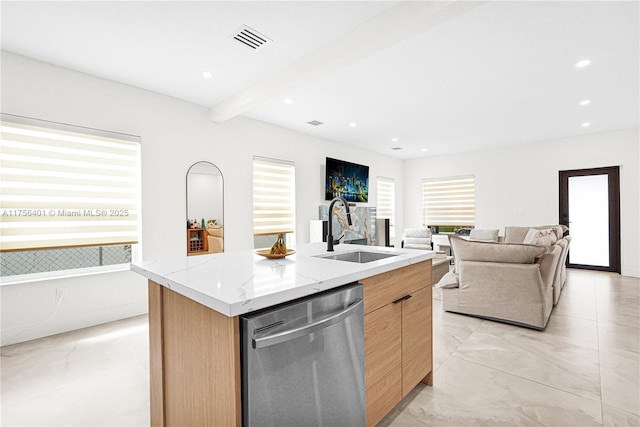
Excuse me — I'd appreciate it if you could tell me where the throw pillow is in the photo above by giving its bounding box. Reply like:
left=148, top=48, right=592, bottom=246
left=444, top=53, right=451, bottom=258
left=435, top=271, right=459, bottom=289
left=540, top=225, right=564, bottom=240
left=523, top=228, right=557, bottom=246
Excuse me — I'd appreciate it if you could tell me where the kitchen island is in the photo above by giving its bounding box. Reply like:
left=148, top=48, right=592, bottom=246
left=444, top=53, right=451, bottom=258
left=132, top=243, right=435, bottom=427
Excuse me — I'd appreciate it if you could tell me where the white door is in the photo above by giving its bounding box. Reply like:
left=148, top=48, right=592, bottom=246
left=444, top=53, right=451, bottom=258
left=567, top=174, right=609, bottom=267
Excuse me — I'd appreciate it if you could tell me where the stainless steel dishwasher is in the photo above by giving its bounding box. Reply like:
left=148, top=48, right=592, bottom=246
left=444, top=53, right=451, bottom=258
left=240, top=283, right=365, bottom=427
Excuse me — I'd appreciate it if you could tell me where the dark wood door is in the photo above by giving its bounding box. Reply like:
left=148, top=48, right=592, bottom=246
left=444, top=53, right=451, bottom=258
left=559, top=166, right=620, bottom=273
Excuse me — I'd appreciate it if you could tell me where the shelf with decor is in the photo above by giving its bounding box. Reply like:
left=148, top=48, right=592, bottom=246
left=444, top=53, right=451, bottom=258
left=187, top=228, right=208, bottom=255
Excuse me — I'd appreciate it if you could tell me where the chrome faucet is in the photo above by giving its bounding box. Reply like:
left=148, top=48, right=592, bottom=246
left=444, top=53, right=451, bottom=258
left=327, top=196, right=352, bottom=252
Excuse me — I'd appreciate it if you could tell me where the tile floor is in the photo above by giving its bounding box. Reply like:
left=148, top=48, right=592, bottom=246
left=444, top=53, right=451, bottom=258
left=1, top=269, right=638, bottom=426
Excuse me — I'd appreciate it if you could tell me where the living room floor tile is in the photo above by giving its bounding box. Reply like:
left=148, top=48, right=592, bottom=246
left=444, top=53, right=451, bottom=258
left=602, top=404, right=640, bottom=427
left=1, top=361, right=150, bottom=426
left=539, top=312, right=599, bottom=349
left=597, top=321, right=640, bottom=359
left=380, top=356, right=602, bottom=427
left=553, top=277, right=598, bottom=321
left=599, top=349, right=640, bottom=415
left=594, top=272, right=640, bottom=291
left=431, top=305, right=484, bottom=371
left=0, top=315, right=149, bottom=406
left=596, top=292, right=640, bottom=328
left=452, top=319, right=602, bottom=401
left=378, top=407, right=429, bottom=427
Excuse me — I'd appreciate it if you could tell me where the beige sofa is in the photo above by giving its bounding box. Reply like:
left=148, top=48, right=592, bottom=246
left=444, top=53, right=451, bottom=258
left=438, top=231, right=565, bottom=329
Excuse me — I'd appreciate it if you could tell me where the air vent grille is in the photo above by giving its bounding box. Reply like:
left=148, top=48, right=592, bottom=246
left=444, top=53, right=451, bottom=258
left=232, top=25, right=271, bottom=50
left=307, top=120, right=324, bottom=126
left=391, top=147, right=403, bottom=150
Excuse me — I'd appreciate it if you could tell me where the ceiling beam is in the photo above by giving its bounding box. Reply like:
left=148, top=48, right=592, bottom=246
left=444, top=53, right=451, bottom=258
left=209, top=0, right=486, bottom=123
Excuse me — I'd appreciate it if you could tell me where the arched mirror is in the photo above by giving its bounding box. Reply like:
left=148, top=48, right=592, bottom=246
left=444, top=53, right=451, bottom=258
left=186, top=161, right=224, bottom=255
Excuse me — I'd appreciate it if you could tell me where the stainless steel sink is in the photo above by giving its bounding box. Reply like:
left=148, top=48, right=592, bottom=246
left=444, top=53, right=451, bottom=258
left=316, top=250, right=399, bottom=263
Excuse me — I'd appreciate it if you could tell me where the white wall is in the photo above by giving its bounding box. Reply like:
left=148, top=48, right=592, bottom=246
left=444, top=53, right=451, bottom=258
left=0, top=271, right=147, bottom=346
left=0, top=52, right=405, bottom=345
left=404, top=128, right=640, bottom=277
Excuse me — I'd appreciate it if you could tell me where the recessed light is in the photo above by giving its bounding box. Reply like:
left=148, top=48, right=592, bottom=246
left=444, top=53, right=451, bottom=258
left=391, top=138, right=399, bottom=142
left=202, top=71, right=213, bottom=79
left=421, top=148, right=427, bottom=152
left=284, top=98, right=293, bottom=105
left=579, top=100, right=591, bottom=106
left=575, top=59, right=591, bottom=68
left=349, top=122, right=357, bottom=127
left=582, top=122, right=591, bottom=127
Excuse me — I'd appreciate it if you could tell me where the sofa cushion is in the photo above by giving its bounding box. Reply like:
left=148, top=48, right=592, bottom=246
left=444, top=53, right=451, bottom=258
left=503, top=226, right=531, bottom=243
left=435, top=271, right=459, bottom=289
left=403, top=228, right=431, bottom=238
left=523, top=228, right=558, bottom=246
left=450, top=236, right=547, bottom=273
left=545, top=225, right=564, bottom=240
left=404, top=243, right=431, bottom=250
left=405, top=236, right=430, bottom=245
left=504, top=225, right=566, bottom=242
left=469, top=228, right=499, bottom=242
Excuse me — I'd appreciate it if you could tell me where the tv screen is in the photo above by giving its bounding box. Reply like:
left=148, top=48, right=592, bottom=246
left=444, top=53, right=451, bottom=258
left=325, top=157, right=369, bottom=202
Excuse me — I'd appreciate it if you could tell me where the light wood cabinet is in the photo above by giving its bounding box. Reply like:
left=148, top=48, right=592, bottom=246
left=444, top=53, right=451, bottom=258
left=361, top=260, right=433, bottom=427
left=149, top=281, right=241, bottom=427
left=401, top=286, right=433, bottom=396
left=364, top=302, right=402, bottom=425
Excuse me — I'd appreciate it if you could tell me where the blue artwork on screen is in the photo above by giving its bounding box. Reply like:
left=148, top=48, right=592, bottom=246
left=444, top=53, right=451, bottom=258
left=325, top=157, right=369, bottom=202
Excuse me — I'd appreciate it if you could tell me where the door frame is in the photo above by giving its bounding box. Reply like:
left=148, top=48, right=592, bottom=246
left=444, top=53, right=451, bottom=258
left=559, top=166, right=621, bottom=273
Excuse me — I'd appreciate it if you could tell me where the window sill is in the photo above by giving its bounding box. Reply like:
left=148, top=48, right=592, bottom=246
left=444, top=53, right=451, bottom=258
left=0, top=264, right=132, bottom=287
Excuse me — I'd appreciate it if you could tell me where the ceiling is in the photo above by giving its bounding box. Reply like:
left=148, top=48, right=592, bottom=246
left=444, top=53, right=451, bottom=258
left=1, top=1, right=638, bottom=160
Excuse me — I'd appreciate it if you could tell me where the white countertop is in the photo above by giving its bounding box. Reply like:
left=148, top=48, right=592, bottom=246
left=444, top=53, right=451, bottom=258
left=131, top=243, right=434, bottom=317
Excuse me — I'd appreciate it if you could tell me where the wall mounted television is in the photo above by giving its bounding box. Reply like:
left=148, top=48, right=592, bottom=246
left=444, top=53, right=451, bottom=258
left=325, top=157, right=369, bottom=203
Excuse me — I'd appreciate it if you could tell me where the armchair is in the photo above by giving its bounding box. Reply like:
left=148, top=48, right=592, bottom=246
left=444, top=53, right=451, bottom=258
left=401, top=228, right=432, bottom=250
left=206, top=225, right=224, bottom=254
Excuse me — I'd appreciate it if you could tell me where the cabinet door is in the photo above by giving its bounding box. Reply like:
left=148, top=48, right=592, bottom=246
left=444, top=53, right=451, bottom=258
left=402, top=286, right=433, bottom=397
left=361, top=261, right=430, bottom=314
left=365, top=303, right=402, bottom=427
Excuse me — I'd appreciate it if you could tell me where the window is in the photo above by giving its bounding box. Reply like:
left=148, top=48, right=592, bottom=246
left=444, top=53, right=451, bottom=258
left=0, top=114, right=141, bottom=277
left=252, top=156, right=295, bottom=248
left=422, top=175, right=475, bottom=228
left=376, top=176, right=396, bottom=238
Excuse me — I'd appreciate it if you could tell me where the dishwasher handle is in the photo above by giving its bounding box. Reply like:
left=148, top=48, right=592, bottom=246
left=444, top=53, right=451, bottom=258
left=252, top=298, right=363, bottom=349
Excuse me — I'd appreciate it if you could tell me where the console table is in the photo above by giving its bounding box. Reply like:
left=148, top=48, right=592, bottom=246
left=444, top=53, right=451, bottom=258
left=432, top=255, right=453, bottom=284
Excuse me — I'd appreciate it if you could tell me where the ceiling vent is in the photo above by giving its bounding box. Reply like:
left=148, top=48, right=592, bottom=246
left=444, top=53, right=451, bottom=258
left=307, top=120, right=324, bottom=126
left=232, top=25, right=271, bottom=50
left=391, top=147, right=403, bottom=150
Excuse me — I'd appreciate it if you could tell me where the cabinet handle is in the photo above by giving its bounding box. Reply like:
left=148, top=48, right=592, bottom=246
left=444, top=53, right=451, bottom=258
left=392, top=294, right=412, bottom=304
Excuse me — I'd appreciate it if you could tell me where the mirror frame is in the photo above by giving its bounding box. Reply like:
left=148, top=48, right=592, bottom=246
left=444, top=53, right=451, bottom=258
left=186, top=161, right=224, bottom=255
